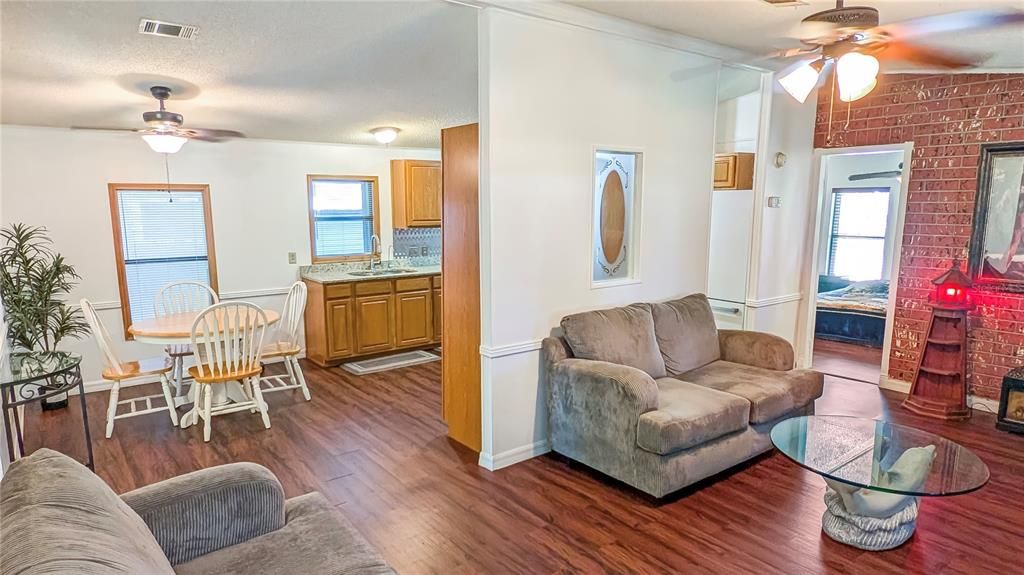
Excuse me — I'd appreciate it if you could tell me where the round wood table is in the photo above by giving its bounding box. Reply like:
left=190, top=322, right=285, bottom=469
left=128, top=309, right=280, bottom=411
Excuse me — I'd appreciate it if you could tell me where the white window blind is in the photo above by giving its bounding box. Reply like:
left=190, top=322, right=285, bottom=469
left=309, top=177, right=375, bottom=260
left=115, top=189, right=214, bottom=324
left=827, top=188, right=890, bottom=282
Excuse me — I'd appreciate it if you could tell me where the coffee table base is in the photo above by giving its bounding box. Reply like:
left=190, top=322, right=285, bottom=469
left=821, top=485, right=919, bottom=551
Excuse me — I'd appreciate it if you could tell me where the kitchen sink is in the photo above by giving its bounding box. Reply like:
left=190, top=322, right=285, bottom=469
left=347, top=268, right=420, bottom=277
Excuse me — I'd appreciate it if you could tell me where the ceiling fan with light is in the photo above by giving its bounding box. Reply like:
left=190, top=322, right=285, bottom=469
left=74, top=86, right=244, bottom=153
left=773, top=1, right=1024, bottom=104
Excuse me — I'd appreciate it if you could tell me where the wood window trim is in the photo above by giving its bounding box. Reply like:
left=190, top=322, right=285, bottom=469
left=307, top=174, right=381, bottom=264
left=107, top=183, right=219, bottom=340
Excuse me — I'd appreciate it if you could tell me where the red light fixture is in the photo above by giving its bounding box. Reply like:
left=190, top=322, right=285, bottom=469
left=931, top=259, right=973, bottom=310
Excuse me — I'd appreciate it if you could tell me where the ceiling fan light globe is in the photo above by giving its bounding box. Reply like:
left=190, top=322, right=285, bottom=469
left=371, top=127, right=399, bottom=144
left=837, top=51, right=880, bottom=102
left=142, top=133, right=188, bottom=154
left=778, top=60, right=822, bottom=104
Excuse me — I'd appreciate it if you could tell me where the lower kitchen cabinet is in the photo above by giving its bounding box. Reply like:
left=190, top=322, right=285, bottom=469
left=396, top=290, right=433, bottom=347
left=303, top=274, right=441, bottom=367
left=354, top=294, right=395, bottom=355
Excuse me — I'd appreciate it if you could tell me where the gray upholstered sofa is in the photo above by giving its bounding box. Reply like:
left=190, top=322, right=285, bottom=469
left=543, top=293, right=823, bottom=498
left=0, top=449, right=395, bottom=574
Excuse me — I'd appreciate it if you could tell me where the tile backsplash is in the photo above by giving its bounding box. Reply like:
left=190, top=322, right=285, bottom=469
left=393, top=228, right=441, bottom=258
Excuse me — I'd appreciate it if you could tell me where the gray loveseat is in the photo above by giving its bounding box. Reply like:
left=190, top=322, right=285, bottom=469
left=0, top=449, right=395, bottom=574
left=543, top=293, right=823, bottom=498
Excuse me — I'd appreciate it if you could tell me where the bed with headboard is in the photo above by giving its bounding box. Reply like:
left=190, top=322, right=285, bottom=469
left=815, top=276, right=889, bottom=348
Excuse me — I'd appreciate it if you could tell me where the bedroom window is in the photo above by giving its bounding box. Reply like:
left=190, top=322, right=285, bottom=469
left=827, top=188, right=890, bottom=282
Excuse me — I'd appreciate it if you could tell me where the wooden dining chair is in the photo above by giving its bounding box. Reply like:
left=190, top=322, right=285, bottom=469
left=154, top=281, right=219, bottom=395
left=259, top=282, right=311, bottom=401
left=181, top=301, right=269, bottom=442
left=80, top=299, right=178, bottom=438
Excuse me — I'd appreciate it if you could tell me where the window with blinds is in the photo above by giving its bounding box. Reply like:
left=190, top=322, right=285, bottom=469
left=307, top=175, right=380, bottom=262
left=109, top=184, right=217, bottom=335
left=827, top=187, right=891, bottom=282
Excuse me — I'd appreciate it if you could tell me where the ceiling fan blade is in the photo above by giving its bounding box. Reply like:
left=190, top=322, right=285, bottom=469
left=70, top=126, right=137, bottom=132
left=180, top=128, right=246, bottom=142
left=764, top=46, right=821, bottom=60
left=849, top=171, right=902, bottom=182
left=878, top=40, right=982, bottom=69
left=876, top=9, right=1024, bottom=41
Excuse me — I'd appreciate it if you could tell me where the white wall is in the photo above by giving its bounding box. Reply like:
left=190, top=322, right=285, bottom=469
left=746, top=83, right=817, bottom=342
left=478, top=8, right=720, bottom=467
left=715, top=91, right=761, bottom=154
left=0, top=125, right=438, bottom=384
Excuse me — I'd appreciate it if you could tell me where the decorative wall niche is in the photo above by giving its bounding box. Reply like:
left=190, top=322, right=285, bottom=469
left=592, top=149, right=642, bottom=286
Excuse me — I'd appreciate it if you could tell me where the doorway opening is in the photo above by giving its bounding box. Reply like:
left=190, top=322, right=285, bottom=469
left=803, top=144, right=911, bottom=385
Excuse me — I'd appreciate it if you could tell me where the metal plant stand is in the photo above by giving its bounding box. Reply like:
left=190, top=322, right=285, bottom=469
left=1, top=351, right=93, bottom=470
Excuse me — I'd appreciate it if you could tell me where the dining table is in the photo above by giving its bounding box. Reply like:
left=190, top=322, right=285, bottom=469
left=128, top=308, right=280, bottom=411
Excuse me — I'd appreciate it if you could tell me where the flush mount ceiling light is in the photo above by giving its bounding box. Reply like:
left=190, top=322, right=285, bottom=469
left=142, top=133, right=188, bottom=154
left=371, top=127, right=400, bottom=144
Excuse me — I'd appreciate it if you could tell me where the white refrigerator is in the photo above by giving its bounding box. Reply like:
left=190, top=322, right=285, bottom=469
left=707, top=189, right=754, bottom=330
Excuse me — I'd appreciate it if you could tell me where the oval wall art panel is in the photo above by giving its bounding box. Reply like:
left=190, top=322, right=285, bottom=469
left=593, top=149, right=642, bottom=285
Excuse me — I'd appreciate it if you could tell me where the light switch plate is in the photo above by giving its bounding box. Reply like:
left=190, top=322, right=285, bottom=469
left=287, top=252, right=297, bottom=264
left=767, top=197, right=782, bottom=208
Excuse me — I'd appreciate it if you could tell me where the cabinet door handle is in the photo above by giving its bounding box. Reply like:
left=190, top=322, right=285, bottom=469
left=712, top=305, right=741, bottom=316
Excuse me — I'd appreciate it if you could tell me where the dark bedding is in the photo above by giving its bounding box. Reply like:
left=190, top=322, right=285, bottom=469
left=815, top=279, right=889, bottom=348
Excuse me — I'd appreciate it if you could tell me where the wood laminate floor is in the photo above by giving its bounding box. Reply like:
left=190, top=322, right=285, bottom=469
left=23, top=361, right=1024, bottom=574
left=812, top=338, right=885, bottom=385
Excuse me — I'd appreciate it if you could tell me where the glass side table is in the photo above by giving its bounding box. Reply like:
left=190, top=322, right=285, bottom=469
left=1, top=351, right=93, bottom=470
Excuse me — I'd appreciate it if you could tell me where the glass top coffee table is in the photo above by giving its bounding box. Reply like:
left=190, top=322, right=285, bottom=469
left=771, top=415, right=989, bottom=551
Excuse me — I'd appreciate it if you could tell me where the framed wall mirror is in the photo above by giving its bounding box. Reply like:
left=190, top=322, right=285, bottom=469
left=968, top=142, right=1024, bottom=291
left=592, top=149, right=642, bottom=287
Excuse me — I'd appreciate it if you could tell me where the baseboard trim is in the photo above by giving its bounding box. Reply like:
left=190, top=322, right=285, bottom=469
left=479, top=439, right=551, bottom=471
left=73, top=353, right=305, bottom=395
left=479, top=340, right=543, bottom=359
left=879, top=377, right=999, bottom=414
left=745, top=292, right=802, bottom=308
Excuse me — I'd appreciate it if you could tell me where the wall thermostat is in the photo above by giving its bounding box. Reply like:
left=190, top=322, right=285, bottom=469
left=773, top=152, right=787, bottom=168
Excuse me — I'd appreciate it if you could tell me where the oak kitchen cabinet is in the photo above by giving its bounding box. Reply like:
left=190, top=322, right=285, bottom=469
left=391, top=159, right=441, bottom=228
left=303, top=274, right=441, bottom=367
left=713, top=152, right=755, bottom=190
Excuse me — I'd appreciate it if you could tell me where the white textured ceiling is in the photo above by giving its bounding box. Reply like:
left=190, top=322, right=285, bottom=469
left=1, top=1, right=478, bottom=148
left=569, top=0, right=1024, bottom=69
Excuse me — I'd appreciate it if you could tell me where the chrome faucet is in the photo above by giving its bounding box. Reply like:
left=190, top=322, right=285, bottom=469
left=369, top=234, right=382, bottom=270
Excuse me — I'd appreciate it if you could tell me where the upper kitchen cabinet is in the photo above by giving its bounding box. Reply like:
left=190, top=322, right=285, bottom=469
left=391, top=159, right=442, bottom=227
left=713, top=152, right=755, bottom=190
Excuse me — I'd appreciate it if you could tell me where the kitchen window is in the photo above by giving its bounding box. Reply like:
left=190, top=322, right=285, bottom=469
left=827, top=187, right=891, bottom=282
left=307, top=175, right=380, bottom=263
left=108, top=183, right=218, bottom=337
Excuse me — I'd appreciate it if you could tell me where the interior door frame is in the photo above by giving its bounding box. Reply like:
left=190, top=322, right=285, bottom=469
left=798, top=141, right=914, bottom=389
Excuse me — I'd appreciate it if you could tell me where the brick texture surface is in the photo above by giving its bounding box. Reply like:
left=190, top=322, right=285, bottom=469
left=814, top=73, right=1024, bottom=399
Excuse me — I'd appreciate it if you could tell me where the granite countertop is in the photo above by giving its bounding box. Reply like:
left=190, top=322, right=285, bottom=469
left=300, top=263, right=441, bottom=284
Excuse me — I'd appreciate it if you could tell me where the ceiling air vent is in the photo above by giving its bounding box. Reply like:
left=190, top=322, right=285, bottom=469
left=760, top=0, right=808, bottom=6
left=138, top=18, right=198, bottom=40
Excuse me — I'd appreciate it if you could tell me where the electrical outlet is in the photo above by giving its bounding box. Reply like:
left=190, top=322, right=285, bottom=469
left=287, top=252, right=297, bottom=264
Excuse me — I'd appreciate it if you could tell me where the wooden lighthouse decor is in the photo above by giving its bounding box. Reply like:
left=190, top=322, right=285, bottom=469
left=903, top=260, right=973, bottom=420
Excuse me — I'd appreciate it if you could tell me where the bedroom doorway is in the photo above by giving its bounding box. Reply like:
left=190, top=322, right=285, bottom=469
left=801, top=143, right=912, bottom=386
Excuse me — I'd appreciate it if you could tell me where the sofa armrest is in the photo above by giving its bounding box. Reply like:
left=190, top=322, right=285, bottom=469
left=120, top=462, right=286, bottom=566
left=718, top=329, right=795, bottom=371
left=551, top=359, right=659, bottom=415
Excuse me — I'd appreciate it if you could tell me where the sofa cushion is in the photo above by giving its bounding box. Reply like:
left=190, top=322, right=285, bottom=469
left=650, top=294, right=721, bottom=374
left=637, top=378, right=750, bottom=455
left=0, top=449, right=175, bottom=575
left=677, top=361, right=824, bottom=424
left=173, top=492, right=395, bottom=575
left=560, top=303, right=666, bottom=378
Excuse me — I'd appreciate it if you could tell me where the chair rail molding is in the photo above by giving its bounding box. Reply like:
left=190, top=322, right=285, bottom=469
left=745, top=292, right=802, bottom=308
left=479, top=340, right=543, bottom=359
left=80, top=286, right=294, bottom=312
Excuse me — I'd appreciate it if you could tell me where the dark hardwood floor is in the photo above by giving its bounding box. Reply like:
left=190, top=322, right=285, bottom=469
left=23, top=361, right=1024, bottom=574
left=813, top=338, right=884, bottom=385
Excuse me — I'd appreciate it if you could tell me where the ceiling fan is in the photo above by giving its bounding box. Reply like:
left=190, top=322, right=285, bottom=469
left=74, top=86, right=244, bottom=153
left=773, top=1, right=1024, bottom=104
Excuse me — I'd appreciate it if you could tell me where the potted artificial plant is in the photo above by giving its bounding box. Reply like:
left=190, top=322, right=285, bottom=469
left=0, top=224, right=89, bottom=409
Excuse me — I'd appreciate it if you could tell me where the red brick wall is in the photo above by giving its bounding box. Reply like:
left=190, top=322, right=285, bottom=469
left=814, top=73, right=1024, bottom=400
